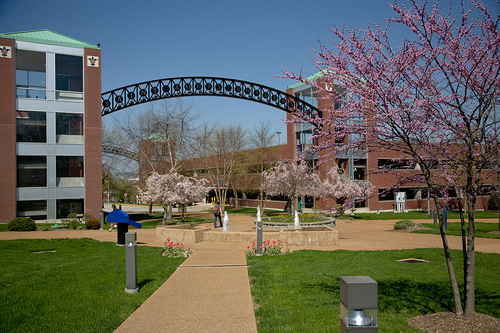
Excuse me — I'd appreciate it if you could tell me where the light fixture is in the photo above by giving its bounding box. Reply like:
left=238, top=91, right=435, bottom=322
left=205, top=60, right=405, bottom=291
left=340, top=276, right=378, bottom=332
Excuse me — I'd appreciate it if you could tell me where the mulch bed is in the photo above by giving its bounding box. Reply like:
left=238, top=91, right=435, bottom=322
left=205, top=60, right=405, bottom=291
left=409, top=312, right=500, bottom=332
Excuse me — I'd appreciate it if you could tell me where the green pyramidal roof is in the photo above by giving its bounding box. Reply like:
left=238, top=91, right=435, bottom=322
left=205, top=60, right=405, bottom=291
left=0, top=29, right=99, bottom=49
left=288, top=70, right=329, bottom=90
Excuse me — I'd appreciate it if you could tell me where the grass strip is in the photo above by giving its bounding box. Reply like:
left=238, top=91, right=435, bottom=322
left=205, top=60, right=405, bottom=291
left=341, top=210, right=499, bottom=220
left=247, top=249, right=500, bottom=332
left=412, top=222, right=500, bottom=239
left=0, top=238, right=185, bottom=333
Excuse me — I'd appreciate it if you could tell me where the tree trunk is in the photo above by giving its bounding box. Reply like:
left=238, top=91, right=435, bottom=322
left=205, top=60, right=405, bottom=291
left=162, top=205, right=167, bottom=225
left=149, top=202, right=153, bottom=214
left=464, top=196, right=476, bottom=317
left=233, top=186, right=240, bottom=208
left=435, top=200, right=464, bottom=315
left=168, top=203, right=173, bottom=220
left=456, top=191, right=468, bottom=308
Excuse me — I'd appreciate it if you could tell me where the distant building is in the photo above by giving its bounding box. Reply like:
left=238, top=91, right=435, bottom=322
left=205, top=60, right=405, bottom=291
left=0, top=30, right=102, bottom=221
left=286, top=71, right=493, bottom=212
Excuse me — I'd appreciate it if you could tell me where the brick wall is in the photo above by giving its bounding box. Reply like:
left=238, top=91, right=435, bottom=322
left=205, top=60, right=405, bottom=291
left=0, top=38, right=16, bottom=222
left=84, top=48, right=102, bottom=219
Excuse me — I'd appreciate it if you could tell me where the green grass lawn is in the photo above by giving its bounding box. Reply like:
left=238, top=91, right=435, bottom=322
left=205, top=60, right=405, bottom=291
left=247, top=249, right=500, bottom=333
left=343, top=210, right=499, bottom=220
left=412, top=222, right=500, bottom=239
left=0, top=238, right=185, bottom=333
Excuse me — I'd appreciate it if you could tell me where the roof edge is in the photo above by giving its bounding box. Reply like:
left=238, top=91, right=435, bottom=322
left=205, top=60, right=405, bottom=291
left=0, top=29, right=100, bottom=50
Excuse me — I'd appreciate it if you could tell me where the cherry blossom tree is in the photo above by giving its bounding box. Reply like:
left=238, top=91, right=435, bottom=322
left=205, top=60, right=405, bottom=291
left=283, top=0, right=500, bottom=317
left=320, top=165, right=371, bottom=214
left=262, top=161, right=321, bottom=215
left=138, top=171, right=208, bottom=224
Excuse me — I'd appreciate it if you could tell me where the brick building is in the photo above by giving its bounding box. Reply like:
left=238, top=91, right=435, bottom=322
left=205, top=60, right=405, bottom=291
left=286, top=71, right=494, bottom=212
left=0, top=30, right=102, bottom=221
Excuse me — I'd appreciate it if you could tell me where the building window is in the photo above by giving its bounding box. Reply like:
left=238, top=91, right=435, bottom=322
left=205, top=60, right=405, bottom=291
left=16, top=111, right=46, bottom=142
left=56, top=113, right=83, bottom=144
left=17, top=156, right=47, bottom=187
left=15, top=50, right=46, bottom=99
left=57, top=199, right=84, bottom=219
left=55, top=54, right=83, bottom=100
left=56, top=156, right=84, bottom=186
left=17, top=200, right=47, bottom=220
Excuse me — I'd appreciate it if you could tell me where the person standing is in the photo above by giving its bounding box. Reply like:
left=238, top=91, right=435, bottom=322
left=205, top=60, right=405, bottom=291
left=108, top=204, right=117, bottom=232
left=213, top=202, right=222, bottom=228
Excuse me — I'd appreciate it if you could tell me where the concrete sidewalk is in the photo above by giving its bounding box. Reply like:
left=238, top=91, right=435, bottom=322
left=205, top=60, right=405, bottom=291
left=114, top=243, right=257, bottom=333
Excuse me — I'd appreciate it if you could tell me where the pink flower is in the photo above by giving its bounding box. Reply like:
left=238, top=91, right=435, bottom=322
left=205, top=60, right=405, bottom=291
left=165, top=241, right=168, bottom=244
left=247, top=245, right=250, bottom=249
left=285, top=241, right=288, bottom=245
left=167, top=237, right=171, bottom=242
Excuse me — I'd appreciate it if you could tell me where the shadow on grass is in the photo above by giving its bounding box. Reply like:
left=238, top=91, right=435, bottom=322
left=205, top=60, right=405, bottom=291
left=378, top=279, right=454, bottom=314
left=305, top=277, right=455, bottom=314
left=138, top=278, right=154, bottom=289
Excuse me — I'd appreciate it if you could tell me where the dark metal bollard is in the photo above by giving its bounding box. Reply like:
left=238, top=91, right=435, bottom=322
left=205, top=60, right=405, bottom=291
left=125, top=232, right=139, bottom=293
left=256, top=219, right=263, bottom=254
left=117, top=223, right=129, bottom=245
left=433, top=209, right=438, bottom=224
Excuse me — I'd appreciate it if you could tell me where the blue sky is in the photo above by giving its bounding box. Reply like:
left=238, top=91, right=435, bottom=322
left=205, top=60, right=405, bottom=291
left=2, top=0, right=496, bottom=143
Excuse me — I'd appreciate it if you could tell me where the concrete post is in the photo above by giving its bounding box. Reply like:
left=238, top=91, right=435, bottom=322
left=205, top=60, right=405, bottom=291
left=256, top=219, right=263, bottom=254
left=99, top=209, right=104, bottom=230
left=125, top=232, right=138, bottom=294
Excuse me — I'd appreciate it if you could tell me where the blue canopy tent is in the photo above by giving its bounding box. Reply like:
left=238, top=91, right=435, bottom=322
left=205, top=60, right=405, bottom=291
left=107, top=209, right=142, bottom=245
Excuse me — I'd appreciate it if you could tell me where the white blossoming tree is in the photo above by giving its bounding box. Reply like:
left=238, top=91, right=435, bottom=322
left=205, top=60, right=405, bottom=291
left=138, top=171, right=208, bottom=224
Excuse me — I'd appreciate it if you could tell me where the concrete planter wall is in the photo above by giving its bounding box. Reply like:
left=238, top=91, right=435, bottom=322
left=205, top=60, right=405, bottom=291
left=156, top=225, right=209, bottom=244
left=156, top=224, right=339, bottom=246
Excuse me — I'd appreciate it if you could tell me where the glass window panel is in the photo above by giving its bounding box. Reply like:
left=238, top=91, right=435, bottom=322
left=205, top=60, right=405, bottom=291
left=17, top=156, right=47, bottom=187
left=16, top=50, right=45, bottom=72
left=28, top=71, right=46, bottom=88
left=56, top=113, right=83, bottom=135
left=56, top=54, right=83, bottom=92
left=15, top=70, right=28, bottom=86
left=15, top=50, right=47, bottom=99
left=57, top=199, right=84, bottom=219
left=17, top=200, right=47, bottom=220
left=16, top=111, right=46, bottom=142
left=56, top=156, right=83, bottom=178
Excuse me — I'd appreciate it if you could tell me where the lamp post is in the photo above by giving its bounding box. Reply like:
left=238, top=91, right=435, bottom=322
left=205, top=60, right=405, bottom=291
left=125, top=232, right=139, bottom=294
left=340, top=276, right=378, bottom=332
left=276, top=131, right=282, bottom=145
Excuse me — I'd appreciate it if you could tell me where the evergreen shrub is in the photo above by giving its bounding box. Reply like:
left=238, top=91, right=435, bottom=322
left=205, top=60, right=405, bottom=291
left=8, top=217, right=37, bottom=231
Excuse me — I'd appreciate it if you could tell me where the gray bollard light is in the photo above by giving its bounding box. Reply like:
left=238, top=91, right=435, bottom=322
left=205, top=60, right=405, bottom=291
left=125, top=232, right=139, bottom=294
left=340, top=276, right=378, bottom=332
left=433, top=209, right=437, bottom=224
left=99, top=209, right=104, bottom=230
left=256, top=219, right=263, bottom=254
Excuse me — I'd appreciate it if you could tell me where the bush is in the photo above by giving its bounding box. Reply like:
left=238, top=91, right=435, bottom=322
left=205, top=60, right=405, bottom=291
left=82, top=213, right=94, bottom=223
left=488, top=192, right=500, bottom=211
left=64, top=213, right=80, bottom=229
left=85, top=219, right=100, bottom=230
left=394, top=219, right=415, bottom=230
left=8, top=217, right=37, bottom=231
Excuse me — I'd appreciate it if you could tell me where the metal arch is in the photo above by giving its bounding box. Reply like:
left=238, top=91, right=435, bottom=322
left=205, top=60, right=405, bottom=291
left=102, top=145, right=139, bottom=162
left=101, top=77, right=321, bottom=118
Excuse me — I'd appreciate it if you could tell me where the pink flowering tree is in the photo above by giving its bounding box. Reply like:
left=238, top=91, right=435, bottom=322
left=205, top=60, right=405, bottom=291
left=320, top=166, right=371, bottom=214
left=283, top=0, right=500, bottom=317
left=138, top=171, right=208, bottom=224
left=262, top=161, right=322, bottom=215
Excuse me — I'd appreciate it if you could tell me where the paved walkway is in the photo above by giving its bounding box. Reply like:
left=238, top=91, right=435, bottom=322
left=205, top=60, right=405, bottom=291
left=1, top=205, right=499, bottom=332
